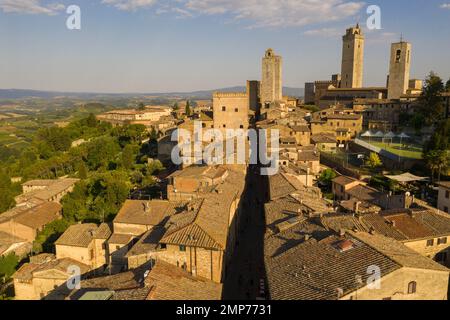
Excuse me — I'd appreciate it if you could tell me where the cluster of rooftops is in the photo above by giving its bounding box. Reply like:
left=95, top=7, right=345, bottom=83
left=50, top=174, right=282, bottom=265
left=263, top=170, right=450, bottom=300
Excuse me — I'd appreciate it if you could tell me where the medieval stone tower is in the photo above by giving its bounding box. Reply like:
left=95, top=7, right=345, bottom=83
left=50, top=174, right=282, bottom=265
left=340, top=24, right=364, bottom=88
left=387, top=41, right=411, bottom=99
left=261, top=48, right=283, bottom=104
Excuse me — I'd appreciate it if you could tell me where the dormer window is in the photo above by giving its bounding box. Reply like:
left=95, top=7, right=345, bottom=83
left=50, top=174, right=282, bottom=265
left=407, top=281, right=417, bottom=294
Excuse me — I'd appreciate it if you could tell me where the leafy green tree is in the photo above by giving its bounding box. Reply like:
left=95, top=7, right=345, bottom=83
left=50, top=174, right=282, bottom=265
left=138, top=102, right=146, bottom=111
left=185, top=100, right=191, bottom=117
left=62, top=172, right=130, bottom=223
left=86, top=113, right=98, bottom=128
left=0, top=171, right=15, bottom=213
left=147, top=160, right=164, bottom=176
left=121, top=144, right=135, bottom=170
left=418, top=72, right=445, bottom=125
left=131, top=170, right=144, bottom=185
left=424, top=119, right=450, bottom=154
left=19, top=149, right=38, bottom=168
left=35, top=126, right=72, bottom=154
left=424, top=150, right=449, bottom=182
left=85, top=137, right=120, bottom=170
left=142, top=175, right=156, bottom=188
left=112, top=124, right=147, bottom=147
left=318, top=169, right=337, bottom=186
left=173, top=102, right=179, bottom=110
left=369, top=175, right=399, bottom=192
left=411, top=113, right=425, bottom=135
left=0, top=146, right=20, bottom=163
left=366, top=152, right=382, bottom=169
left=150, top=127, right=158, bottom=142
left=0, top=254, right=19, bottom=282
left=33, top=219, right=73, bottom=253
left=76, top=161, right=88, bottom=179
left=446, top=78, right=450, bottom=92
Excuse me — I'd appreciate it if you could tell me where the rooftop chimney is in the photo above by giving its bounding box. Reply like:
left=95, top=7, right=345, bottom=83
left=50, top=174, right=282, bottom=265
left=354, top=201, right=361, bottom=214
left=143, top=201, right=151, bottom=213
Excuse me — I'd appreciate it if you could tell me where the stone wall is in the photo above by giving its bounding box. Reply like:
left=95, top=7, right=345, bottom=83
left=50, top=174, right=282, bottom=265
left=341, top=267, right=449, bottom=300
left=213, top=92, right=249, bottom=135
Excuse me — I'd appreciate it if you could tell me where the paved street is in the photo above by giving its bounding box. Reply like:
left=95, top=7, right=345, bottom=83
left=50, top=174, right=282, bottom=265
left=222, top=165, right=268, bottom=300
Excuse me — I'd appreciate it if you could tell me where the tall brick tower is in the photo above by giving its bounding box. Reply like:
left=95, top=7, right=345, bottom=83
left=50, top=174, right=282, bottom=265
left=387, top=41, right=411, bottom=99
left=261, top=48, right=283, bottom=104
left=340, top=24, right=364, bottom=88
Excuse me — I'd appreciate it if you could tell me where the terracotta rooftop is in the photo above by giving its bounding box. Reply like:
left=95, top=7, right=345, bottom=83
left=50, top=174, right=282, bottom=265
left=340, top=199, right=380, bottom=214
left=0, top=231, right=28, bottom=255
left=264, top=207, right=450, bottom=300
left=290, top=125, right=310, bottom=132
left=161, top=170, right=246, bottom=250
left=346, top=184, right=381, bottom=202
left=320, top=208, right=450, bottom=241
left=297, top=150, right=320, bottom=162
left=126, top=228, right=166, bottom=257
left=326, top=114, right=362, bottom=120
left=269, top=173, right=302, bottom=200
left=13, top=256, right=89, bottom=282
left=145, top=260, right=222, bottom=300
left=311, top=134, right=336, bottom=144
left=350, top=231, right=449, bottom=272
left=22, top=180, right=56, bottom=187
left=264, top=233, right=400, bottom=300
left=437, top=181, right=450, bottom=189
left=16, top=178, right=79, bottom=203
left=68, top=260, right=222, bottom=300
left=169, top=165, right=228, bottom=180
left=333, top=175, right=358, bottom=186
left=114, top=200, right=181, bottom=226
left=108, top=233, right=135, bottom=245
left=55, top=223, right=110, bottom=248
left=55, top=224, right=94, bottom=247
left=0, top=201, right=62, bottom=229
left=93, top=223, right=113, bottom=239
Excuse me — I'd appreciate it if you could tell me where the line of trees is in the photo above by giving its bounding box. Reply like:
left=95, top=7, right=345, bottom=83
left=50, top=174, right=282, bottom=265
left=419, top=72, right=450, bottom=182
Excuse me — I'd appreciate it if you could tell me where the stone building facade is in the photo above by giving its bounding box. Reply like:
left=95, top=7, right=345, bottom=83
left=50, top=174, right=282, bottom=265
left=212, top=92, right=249, bottom=134
left=388, top=41, right=412, bottom=99
left=341, top=24, right=364, bottom=89
left=437, top=182, right=450, bottom=214
left=261, top=48, right=282, bottom=104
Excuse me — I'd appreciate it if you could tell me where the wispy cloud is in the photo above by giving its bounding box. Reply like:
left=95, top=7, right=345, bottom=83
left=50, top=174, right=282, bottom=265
left=102, top=0, right=366, bottom=28
left=183, top=0, right=366, bottom=28
left=440, top=3, right=450, bottom=9
left=0, top=0, right=65, bottom=15
left=1, top=0, right=366, bottom=28
left=101, top=0, right=157, bottom=11
left=303, top=28, right=342, bottom=38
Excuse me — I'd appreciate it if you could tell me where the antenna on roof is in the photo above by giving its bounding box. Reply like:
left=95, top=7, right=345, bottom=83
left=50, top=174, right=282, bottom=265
left=400, top=33, right=403, bottom=43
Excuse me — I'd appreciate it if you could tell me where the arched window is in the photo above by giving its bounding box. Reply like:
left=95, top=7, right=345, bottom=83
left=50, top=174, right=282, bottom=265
left=396, top=50, right=401, bottom=62
left=408, top=281, right=417, bottom=294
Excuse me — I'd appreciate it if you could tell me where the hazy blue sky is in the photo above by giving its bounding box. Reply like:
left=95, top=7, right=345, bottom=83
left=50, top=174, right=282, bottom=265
left=1, top=0, right=450, bottom=93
